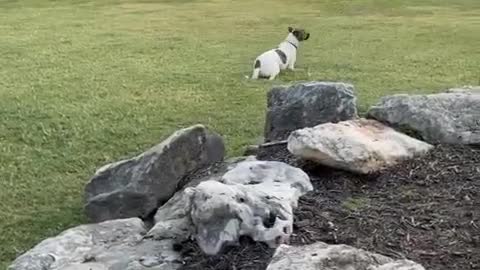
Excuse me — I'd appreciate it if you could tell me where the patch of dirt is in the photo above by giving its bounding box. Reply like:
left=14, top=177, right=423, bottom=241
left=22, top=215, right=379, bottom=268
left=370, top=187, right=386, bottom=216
left=177, top=237, right=275, bottom=270
left=179, top=145, right=480, bottom=270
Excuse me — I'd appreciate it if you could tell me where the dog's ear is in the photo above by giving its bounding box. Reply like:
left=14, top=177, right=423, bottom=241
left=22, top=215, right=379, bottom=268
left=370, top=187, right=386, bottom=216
left=305, top=33, right=310, bottom=40
left=288, top=26, right=294, bottom=33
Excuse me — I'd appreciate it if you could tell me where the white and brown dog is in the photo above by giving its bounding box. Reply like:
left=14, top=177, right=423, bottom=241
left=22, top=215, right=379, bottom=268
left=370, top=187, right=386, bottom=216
left=251, top=27, right=310, bottom=80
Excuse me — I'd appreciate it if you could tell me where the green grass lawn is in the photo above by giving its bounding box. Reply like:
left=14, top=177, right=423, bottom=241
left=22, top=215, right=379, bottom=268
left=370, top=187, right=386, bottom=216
left=0, top=0, right=479, bottom=267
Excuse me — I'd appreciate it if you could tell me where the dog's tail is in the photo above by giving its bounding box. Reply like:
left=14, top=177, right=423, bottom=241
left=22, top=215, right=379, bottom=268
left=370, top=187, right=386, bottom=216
left=251, top=59, right=261, bottom=79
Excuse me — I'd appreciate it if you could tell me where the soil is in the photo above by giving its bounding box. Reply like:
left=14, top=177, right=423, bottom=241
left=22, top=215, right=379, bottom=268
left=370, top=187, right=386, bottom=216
left=178, top=144, right=480, bottom=270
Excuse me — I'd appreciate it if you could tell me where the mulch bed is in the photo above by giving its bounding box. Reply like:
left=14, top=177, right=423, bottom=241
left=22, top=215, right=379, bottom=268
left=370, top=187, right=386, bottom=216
left=178, top=144, right=480, bottom=270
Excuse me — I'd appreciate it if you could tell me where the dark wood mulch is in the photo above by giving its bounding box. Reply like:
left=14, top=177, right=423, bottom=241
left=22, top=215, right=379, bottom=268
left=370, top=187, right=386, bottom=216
left=177, top=144, right=480, bottom=270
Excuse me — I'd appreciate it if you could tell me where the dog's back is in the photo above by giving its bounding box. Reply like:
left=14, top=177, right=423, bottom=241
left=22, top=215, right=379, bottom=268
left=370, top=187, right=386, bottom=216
left=251, top=49, right=286, bottom=79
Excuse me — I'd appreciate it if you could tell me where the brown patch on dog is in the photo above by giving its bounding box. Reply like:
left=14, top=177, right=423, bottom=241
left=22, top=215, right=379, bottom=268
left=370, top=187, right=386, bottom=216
left=254, top=59, right=261, bottom=68
left=275, top=49, right=287, bottom=64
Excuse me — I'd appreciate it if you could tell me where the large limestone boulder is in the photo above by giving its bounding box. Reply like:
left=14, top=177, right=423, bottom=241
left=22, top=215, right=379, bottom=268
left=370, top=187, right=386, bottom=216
left=264, top=81, right=358, bottom=142
left=148, top=159, right=313, bottom=255
left=267, top=242, right=425, bottom=270
left=288, top=119, right=432, bottom=174
left=8, top=218, right=180, bottom=270
left=84, top=124, right=225, bottom=222
left=367, top=90, right=480, bottom=145
left=146, top=156, right=258, bottom=241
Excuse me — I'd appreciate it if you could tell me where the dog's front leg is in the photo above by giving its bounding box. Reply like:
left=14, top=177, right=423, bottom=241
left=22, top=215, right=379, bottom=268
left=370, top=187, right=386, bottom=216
left=287, top=58, right=296, bottom=71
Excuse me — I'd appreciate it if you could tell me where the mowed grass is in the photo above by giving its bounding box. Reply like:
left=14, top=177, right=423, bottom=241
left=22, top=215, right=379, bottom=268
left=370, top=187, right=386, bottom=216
left=0, top=0, right=479, bottom=267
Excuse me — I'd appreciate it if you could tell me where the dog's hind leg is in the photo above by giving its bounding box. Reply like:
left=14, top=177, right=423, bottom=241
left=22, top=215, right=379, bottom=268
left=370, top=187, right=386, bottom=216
left=251, top=68, right=260, bottom=80
left=251, top=60, right=261, bottom=79
left=269, top=65, right=280, bottom=80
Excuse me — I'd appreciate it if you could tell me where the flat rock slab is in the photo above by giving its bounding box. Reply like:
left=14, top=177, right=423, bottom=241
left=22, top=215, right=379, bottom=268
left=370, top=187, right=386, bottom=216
left=267, top=242, right=425, bottom=270
left=288, top=119, right=432, bottom=174
left=264, top=81, right=358, bottom=142
left=8, top=218, right=180, bottom=270
left=367, top=90, right=480, bottom=145
left=148, top=159, right=313, bottom=255
left=84, top=124, right=225, bottom=222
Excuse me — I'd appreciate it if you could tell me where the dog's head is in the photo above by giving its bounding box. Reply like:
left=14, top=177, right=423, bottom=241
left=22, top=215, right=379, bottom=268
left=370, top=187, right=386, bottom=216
left=288, top=26, right=310, bottom=42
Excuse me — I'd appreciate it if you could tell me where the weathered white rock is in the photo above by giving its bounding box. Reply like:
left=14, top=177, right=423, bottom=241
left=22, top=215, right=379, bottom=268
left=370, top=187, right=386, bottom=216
left=148, top=160, right=313, bottom=255
left=267, top=242, right=425, bottom=270
left=446, top=85, right=480, bottom=95
left=288, top=119, right=433, bottom=174
left=367, top=90, right=480, bottom=145
left=62, top=263, right=108, bottom=270
left=8, top=218, right=180, bottom=270
left=265, top=81, right=358, bottom=142
left=147, top=189, right=194, bottom=241
left=147, top=156, right=258, bottom=241
left=374, top=261, right=426, bottom=270
left=84, top=124, right=225, bottom=222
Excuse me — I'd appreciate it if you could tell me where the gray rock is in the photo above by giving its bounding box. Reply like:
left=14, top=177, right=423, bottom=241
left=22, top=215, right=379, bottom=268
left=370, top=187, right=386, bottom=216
left=367, top=92, right=480, bottom=145
left=264, top=81, right=358, bottom=142
left=288, top=119, right=433, bottom=174
left=267, top=242, right=425, bottom=270
left=148, top=159, right=313, bottom=255
left=8, top=218, right=180, bottom=270
left=84, top=124, right=225, bottom=222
